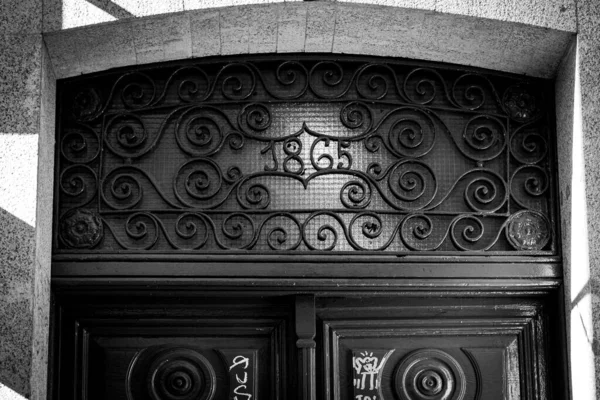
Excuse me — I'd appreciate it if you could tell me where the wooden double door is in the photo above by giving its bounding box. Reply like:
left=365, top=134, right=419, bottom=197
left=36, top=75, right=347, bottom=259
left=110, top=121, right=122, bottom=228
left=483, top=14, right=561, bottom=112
left=50, top=274, right=566, bottom=400
left=51, top=54, right=566, bottom=398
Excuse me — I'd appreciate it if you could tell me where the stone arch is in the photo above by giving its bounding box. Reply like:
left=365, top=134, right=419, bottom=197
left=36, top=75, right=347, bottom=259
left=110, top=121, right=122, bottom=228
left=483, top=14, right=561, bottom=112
left=44, top=2, right=573, bottom=80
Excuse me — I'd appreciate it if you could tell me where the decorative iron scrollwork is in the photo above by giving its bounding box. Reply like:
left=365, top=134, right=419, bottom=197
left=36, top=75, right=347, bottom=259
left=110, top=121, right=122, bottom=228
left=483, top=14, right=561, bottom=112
left=55, top=55, right=557, bottom=256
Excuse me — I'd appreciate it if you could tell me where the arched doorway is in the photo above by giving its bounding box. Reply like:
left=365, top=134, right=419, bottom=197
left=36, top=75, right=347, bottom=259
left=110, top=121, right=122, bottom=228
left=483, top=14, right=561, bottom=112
left=50, top=54, right=566, bottom=399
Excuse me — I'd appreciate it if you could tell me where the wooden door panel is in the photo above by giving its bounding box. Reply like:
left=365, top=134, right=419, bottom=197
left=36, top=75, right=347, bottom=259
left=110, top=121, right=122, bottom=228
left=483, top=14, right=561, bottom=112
left=93, top=338, right=268, bottom=399
left=331, top=338, right=517, bottom=400
left=51, top=291, right=561, bottom=400
left=52, top=296, right=294, bottom=400
left=318, top=297, right=550, bottom=400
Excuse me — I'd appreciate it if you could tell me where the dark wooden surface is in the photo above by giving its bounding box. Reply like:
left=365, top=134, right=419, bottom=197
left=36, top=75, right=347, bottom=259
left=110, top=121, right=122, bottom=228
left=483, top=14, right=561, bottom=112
left=50, top=279, right=568, bottom=400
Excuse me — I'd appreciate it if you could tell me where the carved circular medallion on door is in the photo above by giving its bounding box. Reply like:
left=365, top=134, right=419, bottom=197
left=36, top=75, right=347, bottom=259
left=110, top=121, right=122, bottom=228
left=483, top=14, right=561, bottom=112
left=394, top=349, right=467, bottom=400
left=126, top=346, right=216, bottom=400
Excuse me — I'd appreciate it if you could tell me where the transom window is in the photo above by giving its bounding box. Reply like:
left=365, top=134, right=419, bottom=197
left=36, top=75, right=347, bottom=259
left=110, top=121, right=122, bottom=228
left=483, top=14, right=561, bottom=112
left=55, top=55, right=556, bottom=256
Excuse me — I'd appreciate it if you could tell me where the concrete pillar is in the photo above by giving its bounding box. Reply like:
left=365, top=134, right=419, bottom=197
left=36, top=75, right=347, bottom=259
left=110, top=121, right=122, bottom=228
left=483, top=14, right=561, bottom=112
left=0, top=0, right=55, bottom=398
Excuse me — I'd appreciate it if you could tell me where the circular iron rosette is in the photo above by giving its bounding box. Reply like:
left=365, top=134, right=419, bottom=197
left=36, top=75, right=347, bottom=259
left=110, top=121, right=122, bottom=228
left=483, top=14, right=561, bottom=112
left=69, top=86, right=103, bottom=121
left=394, top=349, right=467, bottom=400
left=505, top=209, right=551, bottom=251
left=127, top=346, right=216, bottom=400
left=59, top=209, right=103, bottom=249
left=501, top=84, right=541, bottom=123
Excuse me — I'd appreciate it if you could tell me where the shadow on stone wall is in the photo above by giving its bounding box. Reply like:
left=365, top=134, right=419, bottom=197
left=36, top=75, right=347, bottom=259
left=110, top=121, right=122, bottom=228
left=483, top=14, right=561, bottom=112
left=0, top=208, right=36, bottom=398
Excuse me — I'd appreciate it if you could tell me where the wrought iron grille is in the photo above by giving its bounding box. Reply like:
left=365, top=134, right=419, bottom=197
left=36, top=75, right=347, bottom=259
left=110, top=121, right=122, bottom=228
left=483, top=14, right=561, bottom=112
left=54, top=55, right=557, bottom=256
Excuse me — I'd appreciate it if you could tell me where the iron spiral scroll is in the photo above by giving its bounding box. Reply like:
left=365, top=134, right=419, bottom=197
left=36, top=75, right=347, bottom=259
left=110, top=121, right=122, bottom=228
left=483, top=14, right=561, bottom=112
left=55, top=55, right=556, bottom=255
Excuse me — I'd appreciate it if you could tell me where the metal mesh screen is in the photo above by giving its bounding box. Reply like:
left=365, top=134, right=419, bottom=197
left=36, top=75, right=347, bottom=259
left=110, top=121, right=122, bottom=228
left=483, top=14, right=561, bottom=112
left=55, top=55, right=557, bottom=256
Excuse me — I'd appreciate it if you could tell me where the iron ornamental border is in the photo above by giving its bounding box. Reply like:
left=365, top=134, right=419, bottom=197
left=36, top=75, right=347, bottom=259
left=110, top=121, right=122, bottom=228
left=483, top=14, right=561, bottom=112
left=54, top=55, right=557, bottom=256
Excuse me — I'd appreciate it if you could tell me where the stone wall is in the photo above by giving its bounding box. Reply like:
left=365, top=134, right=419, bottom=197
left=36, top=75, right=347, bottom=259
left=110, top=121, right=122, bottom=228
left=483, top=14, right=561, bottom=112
left=575, top=1, right=600, bottom=396
left=0, top=0, right=55, bottom=398
left=42, top=0, right=577, bottom=31
left=2, top=1, right=597, bottom=399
